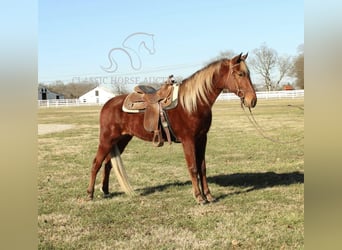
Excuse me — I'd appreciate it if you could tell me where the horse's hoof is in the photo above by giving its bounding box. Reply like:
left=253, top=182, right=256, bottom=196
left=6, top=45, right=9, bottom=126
left=208, top=198, right=217, bottom=203
left=199, top=199, right=209, bottom=205
left=100, top=187, right=110, bottom=198
left=196, top=196, right=208, bottom=205
left=86, top=196, right=94, bottom=201
left=206, top=194, right=217, bottom=203
left=103, top=193, right=111, bottom=199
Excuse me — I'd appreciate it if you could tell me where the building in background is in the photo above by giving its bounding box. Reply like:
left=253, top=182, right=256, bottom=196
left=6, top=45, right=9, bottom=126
left=38, top=86, right=65, bottom=100
left=283, top=84, right=295, bottom=91
left=78, top=86, right=115, bottom=104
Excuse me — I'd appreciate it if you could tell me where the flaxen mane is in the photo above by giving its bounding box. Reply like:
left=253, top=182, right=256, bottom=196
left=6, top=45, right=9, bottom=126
left=179, top=60, right=223, bottom=113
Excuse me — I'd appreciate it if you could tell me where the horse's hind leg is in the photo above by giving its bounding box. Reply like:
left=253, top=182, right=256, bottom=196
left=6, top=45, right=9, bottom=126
left=101, top=154, right=112, bottom=197
left=87, top=142, right=111, bottom=200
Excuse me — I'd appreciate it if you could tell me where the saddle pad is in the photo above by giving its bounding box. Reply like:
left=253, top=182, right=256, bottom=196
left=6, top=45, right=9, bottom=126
left=122, top=84, right=179, bottom=113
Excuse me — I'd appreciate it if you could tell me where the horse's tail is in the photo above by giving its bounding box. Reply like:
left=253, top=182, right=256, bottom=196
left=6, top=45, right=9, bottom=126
left=111, top=144, right=136, bottom=196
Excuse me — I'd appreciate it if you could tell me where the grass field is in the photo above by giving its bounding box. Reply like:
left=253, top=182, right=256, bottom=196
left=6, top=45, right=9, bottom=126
left=38, top=98, right=304, bottom=249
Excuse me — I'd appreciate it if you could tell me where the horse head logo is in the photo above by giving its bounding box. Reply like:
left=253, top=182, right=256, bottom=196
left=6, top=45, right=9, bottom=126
left=101, top=32, right=156, bottom=73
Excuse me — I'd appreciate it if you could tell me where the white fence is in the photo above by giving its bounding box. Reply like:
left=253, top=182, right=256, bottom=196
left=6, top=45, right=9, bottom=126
left=38, top=99, right=102, bottom=108
left=217, top=90, right=304, bottom=101
left=38, top=90, right=304, bottom=108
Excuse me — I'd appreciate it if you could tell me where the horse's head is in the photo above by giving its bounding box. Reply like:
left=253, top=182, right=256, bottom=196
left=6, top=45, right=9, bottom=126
left=222, top=53, right=257, bottom=108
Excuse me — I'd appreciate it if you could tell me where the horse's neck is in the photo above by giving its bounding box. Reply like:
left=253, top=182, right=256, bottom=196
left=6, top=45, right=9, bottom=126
left=203, top=86, right=224, bottom=110
left=208, top=68, right=229, bottom=105
left=178, top=81, right=223, bottom=114
left=205, top=71, right=226, bottom=107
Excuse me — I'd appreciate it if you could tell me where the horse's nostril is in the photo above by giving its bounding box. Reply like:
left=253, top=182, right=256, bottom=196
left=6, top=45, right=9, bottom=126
left=251, top=98, right=257, bottom=108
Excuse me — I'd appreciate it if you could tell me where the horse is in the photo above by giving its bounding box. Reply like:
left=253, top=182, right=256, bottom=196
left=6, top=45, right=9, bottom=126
left=88, top=53, right=257, bottom=204
left=101, top=32, right=155, bottom=73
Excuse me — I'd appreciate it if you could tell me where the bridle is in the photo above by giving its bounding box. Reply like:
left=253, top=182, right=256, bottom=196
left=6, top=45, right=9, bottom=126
left=225, top=61, right=246, bottom=105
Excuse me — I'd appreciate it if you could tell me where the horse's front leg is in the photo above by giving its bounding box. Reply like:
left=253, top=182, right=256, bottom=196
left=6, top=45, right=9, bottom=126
left=199, top=158, right=216, bottom=203
left=182, top=138, right=207, bottom=204
left=196, top=135, right=216, bottom=203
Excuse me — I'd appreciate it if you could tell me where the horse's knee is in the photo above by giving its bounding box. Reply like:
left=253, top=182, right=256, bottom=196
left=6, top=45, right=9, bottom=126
left=188, top=166, right=198, bottom=176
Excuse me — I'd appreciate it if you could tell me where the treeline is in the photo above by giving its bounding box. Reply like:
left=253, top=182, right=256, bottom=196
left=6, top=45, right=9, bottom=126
left=39, top=81, right=98, bottom=99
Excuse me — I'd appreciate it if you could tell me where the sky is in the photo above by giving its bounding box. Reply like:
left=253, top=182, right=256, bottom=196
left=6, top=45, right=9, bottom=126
left=39, top=0, right=304, bottom=86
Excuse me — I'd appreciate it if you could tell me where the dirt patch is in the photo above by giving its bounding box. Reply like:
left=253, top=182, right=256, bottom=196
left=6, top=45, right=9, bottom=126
left=38, top=124, right=75, bottom=135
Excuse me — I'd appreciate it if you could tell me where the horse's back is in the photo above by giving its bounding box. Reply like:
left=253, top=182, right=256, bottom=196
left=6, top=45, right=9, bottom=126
left=101, top=94, right=127, bottom=114
left=99, top=94, right=153, bottom=141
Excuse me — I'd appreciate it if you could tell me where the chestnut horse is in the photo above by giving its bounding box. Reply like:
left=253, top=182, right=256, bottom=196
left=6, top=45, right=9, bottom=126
left=87, top=53, right=257, bottom=204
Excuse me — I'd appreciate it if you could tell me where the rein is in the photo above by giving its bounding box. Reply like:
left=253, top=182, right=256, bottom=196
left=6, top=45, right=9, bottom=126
left=226, top=62, right=245, bottom=98
left=240, top=101, right=304, bottom=144
left=225, top=58, right=303, bottom=144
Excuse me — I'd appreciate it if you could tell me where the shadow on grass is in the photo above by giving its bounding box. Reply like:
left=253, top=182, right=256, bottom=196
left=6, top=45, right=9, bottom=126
left=207, top=171, right=304, bottom=201
left=138, top=171, right=304, bottom=200
left=102, top=191, right=125, bottom=199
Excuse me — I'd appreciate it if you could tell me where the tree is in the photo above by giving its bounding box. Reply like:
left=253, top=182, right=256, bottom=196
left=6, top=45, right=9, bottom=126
left=277, top=56, right=293, bottom=87
left=249, top=44, right=293, bottom=91
left=111, top=82, right=129, bottom=94
left=291, top=44, right=304, bottom=89
left=205, top=50, right=236, bottom=65
left=46, top=81, right=97, bottom=98
left=215, top=50, right=236, bottom=60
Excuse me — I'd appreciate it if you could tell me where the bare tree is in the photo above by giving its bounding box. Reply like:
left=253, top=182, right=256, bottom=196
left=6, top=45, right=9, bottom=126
left=276, top=56, right=294, bottom=87
left=215, top=50, right=236, bottom=60
left=111, top=82, right=129, bottom=94
left=46, top=81, right=97, bottom=98
left=205, top=50, right=236, bottom=65
left=249, top=44, right=292, bottom=91
left=291, top=44, right=304, bottom=89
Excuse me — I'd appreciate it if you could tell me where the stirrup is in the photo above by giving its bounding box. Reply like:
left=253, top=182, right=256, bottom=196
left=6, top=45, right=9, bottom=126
left=152, top=130, right=164, bottom=147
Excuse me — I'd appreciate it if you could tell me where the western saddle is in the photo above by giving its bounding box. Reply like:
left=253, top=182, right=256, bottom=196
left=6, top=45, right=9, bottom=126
left=122, top=75, right=179, bottom=146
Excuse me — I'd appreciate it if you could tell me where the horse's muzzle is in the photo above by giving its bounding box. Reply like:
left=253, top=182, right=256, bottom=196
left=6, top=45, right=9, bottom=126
left=250, top=98, right=257, bottom=108
left=243, top=93, right=257, bottom=108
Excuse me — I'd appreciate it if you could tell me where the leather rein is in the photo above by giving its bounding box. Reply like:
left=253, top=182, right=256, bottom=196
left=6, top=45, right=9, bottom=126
left=240, top=100, right=304, bottom=144
left=226, top=61, right=303, bottom=144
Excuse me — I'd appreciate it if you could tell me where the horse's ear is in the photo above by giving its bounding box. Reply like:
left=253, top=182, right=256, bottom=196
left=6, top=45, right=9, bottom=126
left=241, top=53, right=248, bottom=60
left=231, top=53, right=243, bottom=64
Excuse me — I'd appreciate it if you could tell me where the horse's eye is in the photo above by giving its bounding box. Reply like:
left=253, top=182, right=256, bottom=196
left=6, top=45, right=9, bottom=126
left=238, top=72, right=244, bottom=77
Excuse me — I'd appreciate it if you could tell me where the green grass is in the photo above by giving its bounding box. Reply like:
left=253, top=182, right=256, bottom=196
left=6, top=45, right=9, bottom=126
left=38, top=99, right=304, bottom=249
